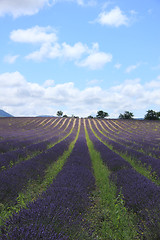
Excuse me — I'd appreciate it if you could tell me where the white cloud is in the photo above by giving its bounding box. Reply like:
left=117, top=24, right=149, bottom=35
left=10, top=26, right=57, bottom=44
left=125, top=63, right=141, bottom=73
left=43, top=79, right=55, bottom=87
left=0, top=0, right=97, bottom=17
left=145, top=76, right=160, bottom=88
left=77, top=52, right=112, bottom=70
left=4, top=54, right=19, bottom=64
left=26, top=42, right=61, bottom=61
left=10, top=26, right=111, bottom=69
left=96, top=6, right=129, bottom=27
left=61, top=42, right=87, bottom=60
left=1, top=71, right=160, bottom=118
left=112, top=78, right=143, bottom=97
left=0, top=72, right=26, bottom=87
left=0, top=0, right=49, bottom=18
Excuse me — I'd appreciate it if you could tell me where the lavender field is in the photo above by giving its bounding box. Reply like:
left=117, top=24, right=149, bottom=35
left=0, top=117, right=160, bottom=239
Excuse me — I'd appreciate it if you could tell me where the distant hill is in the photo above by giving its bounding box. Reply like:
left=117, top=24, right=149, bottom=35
left=0, top=109, right=13, bottom=117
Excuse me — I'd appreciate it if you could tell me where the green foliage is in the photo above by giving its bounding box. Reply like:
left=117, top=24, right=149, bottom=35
left=144, top=110, right=160, bottom=120
left=1, top=166, right=6, bottom=171
left=96, top=110, right=109, bottom=118
left=9, top=161, right=14, bottom=168
left=119, top=111, right=134, bottom=119
left=57, top=110, right=63, bottom=117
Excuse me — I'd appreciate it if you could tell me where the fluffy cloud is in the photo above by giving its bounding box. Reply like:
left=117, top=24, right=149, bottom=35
left=1, top=72, right=160, bottom=117
left=96, top=6, right=129, bottom=27
left=0, top=72, right=26, bottom=87
left=43, top=79, right=55, bottom=87
left=77, top=52, right=112, bottom=70
left=0, top=0, right=49, bottom=18
left=10, top=26, right=57, bottom=44
left=10, top=26, right=111, bottom=69
left=26, top=43, right=61, bottom=61
left=61, top=42, right=87, bottom=60
left=25, top=41, right=87, bottom=61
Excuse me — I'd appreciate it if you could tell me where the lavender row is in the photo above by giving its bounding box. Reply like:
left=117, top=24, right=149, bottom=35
left=91, top=120, right=160, bottom=179
left=0, top=118, right=69, bottom=154
left=0, top=118, right=45, bottom=139
left=0, top=119, right=73, bottom=170
left=100, top=119, right=160, bottom=158
left=98, top=120, right=160, bottom=155
left=0, top=117, right=61, bottom=147
left=101, top=119, right=160, bottom=147
left=0, top=118, right=65, bottom=153
left=0, top=121, right=95, bottom=239
left=86, top=121, right=160, bottom=238
left=0, top=120, right=78, bottom=206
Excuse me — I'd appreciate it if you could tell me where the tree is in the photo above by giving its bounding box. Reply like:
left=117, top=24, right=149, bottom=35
left=119, top=111, right=134, bottom=119
left=96, top=110, right=109, bottom=118
left=88, top=115, right=94, bottom=119
left=144, top=110, right=160, bottom=120
left=57, top=110, right=63, bottom=117
left=63, top=114, right=68, bottom=118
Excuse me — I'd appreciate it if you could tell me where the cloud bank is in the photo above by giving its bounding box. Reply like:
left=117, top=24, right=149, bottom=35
left=1, top=72, right=160, bottom=117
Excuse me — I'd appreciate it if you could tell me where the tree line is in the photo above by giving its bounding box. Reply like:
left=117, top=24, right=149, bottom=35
left=57, top=110, right=160, bottom=120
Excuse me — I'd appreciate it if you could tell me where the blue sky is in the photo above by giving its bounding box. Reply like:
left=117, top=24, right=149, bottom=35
left=0, top=0, right=160, bottom=117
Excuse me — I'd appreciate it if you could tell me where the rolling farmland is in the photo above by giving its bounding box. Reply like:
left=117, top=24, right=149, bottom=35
left=0, top=117, right=160, bottom=239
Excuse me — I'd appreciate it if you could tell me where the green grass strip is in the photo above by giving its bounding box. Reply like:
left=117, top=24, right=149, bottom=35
left=84, top=122, right=139, bottom=240
left=90, top=120, right=160, bottom=186
left=0, top=119, right=81, bottom=227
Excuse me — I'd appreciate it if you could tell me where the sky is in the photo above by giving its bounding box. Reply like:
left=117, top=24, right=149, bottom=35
left=0, top=0, right=160, bottom=118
